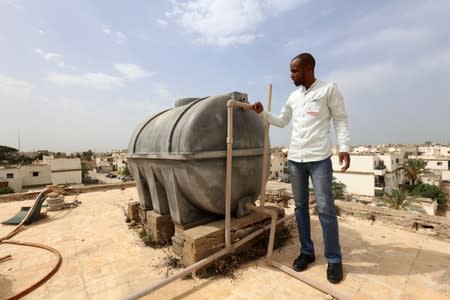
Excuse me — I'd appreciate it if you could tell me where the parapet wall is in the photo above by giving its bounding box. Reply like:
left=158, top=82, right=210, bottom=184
left=0, top=182, right=136, bottom=203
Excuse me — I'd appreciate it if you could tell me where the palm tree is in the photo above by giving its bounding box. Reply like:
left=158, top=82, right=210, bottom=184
left=400, top=158, right=430, bottom=187
left=381, top=189, right=413, bottom=209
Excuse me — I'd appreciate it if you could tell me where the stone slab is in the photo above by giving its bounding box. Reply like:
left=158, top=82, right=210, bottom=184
left=144, top=210, right=175, bottom=243
left=180, top=206, right=284, bottom=266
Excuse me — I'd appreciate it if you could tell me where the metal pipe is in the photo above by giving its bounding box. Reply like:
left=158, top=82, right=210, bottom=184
left=259, top=84, right=272, bottom=207
left=225, top=99, right=253, bottom=248
left=269, top=260, right=350, bottom=300
left=124, top=213, right=294, bottom=300
left=246, top=204, right=277, bottom=263
left=225, top=104, right=233, bottom=248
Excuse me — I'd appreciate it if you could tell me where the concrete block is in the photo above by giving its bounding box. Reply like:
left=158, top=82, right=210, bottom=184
left=180, top=208, right=283, bottom=266
left=144, top=210, right=175, bottom=243
left=127, top=200, right=140, bottom=222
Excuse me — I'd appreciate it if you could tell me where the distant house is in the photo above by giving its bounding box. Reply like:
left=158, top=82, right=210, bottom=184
left=269, top=149, right=288, bottom=179
left=0, top=166, right=21, bottom=192
left=94, top=150, right=128, bottom=174
left=20, top=164, right=52, bottom=191
left=0, top=156, right=82, bottom=193
left=331, top=152, right=404, bottom=197
left=407, top=155, right=450, bottom=186
left=43, top=156, right=82, bottom=185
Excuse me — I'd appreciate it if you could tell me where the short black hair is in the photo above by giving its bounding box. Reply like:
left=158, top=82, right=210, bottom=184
left=292, top=53, right=315, bottom=69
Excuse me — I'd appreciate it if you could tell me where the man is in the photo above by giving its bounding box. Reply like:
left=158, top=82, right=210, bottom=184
left=252, top=53, right=350, bottom=284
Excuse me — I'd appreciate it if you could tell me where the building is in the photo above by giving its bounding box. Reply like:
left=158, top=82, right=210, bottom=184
left=111, top=150, right=128, bottom=174
left=418, top=144, right=450, bottom=157
left=0, top=166, right=21, bottom=192
left=20, top=164, right=52, bottom=192
left=407, top=155, right=450, bottom=186
left=0, top=157, right=82, bottom=193
left=43, top=156, right=82, bottom=185
left=331, top=152, right=405, bottom=197
left=94, top=155, right=114, bottom=173
left=269, top=150, right=288, bottom=179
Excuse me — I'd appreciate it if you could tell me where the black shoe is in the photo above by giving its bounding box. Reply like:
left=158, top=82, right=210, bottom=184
left=293, top=254, right=315, bottom=272
left=327, top=262, right=343, bottom=284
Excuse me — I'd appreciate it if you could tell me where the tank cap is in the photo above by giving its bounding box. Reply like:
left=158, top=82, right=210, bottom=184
left=229, top=91, right=247, bottom=103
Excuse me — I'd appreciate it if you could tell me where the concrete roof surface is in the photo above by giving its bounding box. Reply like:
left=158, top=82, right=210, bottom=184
left=0, top=187, right=449, bottom=300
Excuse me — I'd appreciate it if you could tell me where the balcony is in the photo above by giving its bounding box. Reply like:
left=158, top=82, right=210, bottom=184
left=373, top=164, right=386, bottom=176
left=374, top=169, right=386, bottom=176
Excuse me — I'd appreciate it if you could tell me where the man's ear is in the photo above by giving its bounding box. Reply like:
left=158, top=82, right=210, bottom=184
left=304, top=64, right=312, bottom=73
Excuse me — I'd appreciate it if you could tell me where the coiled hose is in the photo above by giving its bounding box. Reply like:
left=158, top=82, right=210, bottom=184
left=0, top=188, right=63, bottom=300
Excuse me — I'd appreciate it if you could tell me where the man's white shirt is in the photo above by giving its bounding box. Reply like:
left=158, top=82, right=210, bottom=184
left=259, top=80, right=350, bottom=163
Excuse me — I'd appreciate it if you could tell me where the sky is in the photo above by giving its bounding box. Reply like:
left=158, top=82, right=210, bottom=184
left=1, top=0, right=450, bottom=153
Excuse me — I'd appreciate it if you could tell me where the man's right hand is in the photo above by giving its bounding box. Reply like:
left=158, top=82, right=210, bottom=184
left=252, top=101, right=264, bottom=113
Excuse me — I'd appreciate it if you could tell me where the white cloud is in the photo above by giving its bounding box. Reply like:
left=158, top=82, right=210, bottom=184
left=0, top=74, right=33, bottom=98
left=151, top=82, right=172, bottom=99
left=114, top=64, right=153, bottom=80
left=332, top=26, right=427, bottom=57
left=47, top=72, right=124, bottom=89
left=324, top=62, right=396, bottom=103
left=157, top=18, right=169, bottom=28
left=166, top=0, right=307, bottom=46
left=34, top=48, right=65, bottom=67
left=103, top=26, right=127, bottom=44
left=47, top=64, right=152, bottom=89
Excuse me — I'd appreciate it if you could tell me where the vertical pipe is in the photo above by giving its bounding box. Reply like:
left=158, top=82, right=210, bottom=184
left=225, top=104, right=233, bottom=248
left=259, top=84, right=272, bottom=208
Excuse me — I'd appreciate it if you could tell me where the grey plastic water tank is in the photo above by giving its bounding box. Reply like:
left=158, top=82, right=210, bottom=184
left=127, top=91, right=266, bottom=225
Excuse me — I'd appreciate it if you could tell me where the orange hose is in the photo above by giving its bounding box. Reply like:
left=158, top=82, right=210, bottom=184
left=1, top=240, right=63, bottom=300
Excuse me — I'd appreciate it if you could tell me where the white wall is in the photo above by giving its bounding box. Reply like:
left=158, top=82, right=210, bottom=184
left=0, top=167, right=22, bottom=192
left=43, top=157, right=82, bottom=184
left=20, top=165, right=52, bottom=190
left=333, top=172, right=375, bottom=196
left=270, top=151, right=287, bottom=177
left=442, top=170, right=450, bottom=182
left=426, top=160, right=449, bottom=171
left=380, top=152, right=404, bottom=172
left=332, top=155, right=375, bottom=173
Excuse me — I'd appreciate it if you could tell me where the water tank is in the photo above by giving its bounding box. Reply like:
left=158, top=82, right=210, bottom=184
left=127, top=91, right=266, bottom=225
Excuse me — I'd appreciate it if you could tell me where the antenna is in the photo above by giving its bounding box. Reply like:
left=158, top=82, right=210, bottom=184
left=18, top=128, right=21, bottom=152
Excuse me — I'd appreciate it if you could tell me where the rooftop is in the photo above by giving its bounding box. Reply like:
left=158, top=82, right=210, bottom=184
left=0, top=185, right=449, bottom=299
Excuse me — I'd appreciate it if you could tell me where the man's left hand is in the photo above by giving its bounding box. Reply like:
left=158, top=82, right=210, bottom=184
left=339, top=152, right=350, bottom=172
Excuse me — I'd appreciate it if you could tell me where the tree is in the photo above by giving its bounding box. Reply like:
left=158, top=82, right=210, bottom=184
left=120, top=162, right=131, bottom=177
left=82, top=150, right=94, bottom=161
left=400, top=159, right=430, bottom=187
left=332, top=177, right=346, bottom=198
left=0, top=186, right=14, bottom=195
left=81, top=163, right=90, bottom=177
left=409, top=183, right=447, bottom=205
left=381, top=189, right=413, bottom=209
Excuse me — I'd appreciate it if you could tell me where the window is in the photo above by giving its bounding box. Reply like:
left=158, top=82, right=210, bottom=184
left=280, top=163, right=282, bottom=166
left=6, top=173, right=14, bottom=179
left=32, top=171, right=39, bottom=177
left=396, top=159, right=399, bottom=163
left=437, top=162, right=443, bottom=166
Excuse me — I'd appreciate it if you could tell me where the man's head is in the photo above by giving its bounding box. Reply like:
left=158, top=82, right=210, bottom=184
left=290, top=53, right=315, bottom=87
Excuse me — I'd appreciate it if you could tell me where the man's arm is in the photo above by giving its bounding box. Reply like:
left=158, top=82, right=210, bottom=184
left=328, top=83, right=351, bottom=171
left=251, top=101, right=292, bottom=128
